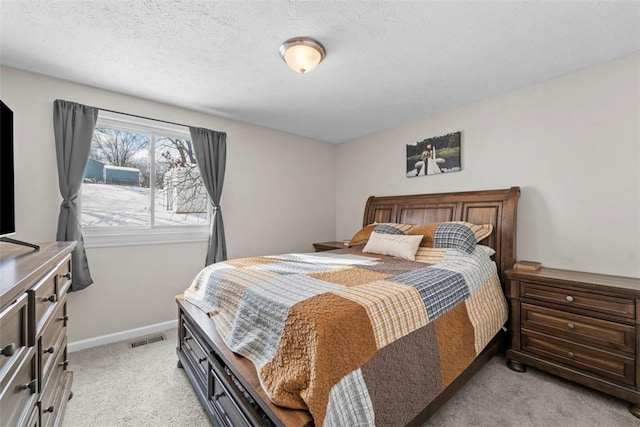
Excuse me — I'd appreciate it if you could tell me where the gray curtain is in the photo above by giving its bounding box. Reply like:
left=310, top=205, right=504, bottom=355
left=53, top=100, right=98, bottom=291
left=190, top=127, right=227, bottom=265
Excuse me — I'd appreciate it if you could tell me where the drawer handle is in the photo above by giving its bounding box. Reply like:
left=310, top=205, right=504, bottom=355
left=565, top=295, right=574, bottom=302
left=21, top=379, right=37, bottom=394
left=44, top=346, right=55, bottom=354
left=59, top=360, right=69, bottom=368
left=59, top=315, right=70, bottom=322
left=212, top=392, right=224, bottom=401
left=198, top=357, right=207, bottom=363
left=61, top=272, right=72, bottom=280
left=43, top=405, right=54, bottom=414
left=567, top=323, right=575, bottom=330
left=43, top=294, right=57, bottom=303
left=184, top=336, right=192, bottom=341
left=567, top=351, right=575, bottom=358
left=1, top=343, right=16, bottom=357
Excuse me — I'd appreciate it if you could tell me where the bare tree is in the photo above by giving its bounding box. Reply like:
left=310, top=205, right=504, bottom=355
left=129, top=157, right=151, bottom=187
left=91, top=128, right=148, bottom=167
left=157, top=137, right=196, bottom=167
left=156, top=137, right=196, bottom=190
left=163, top=165, right=207, bottom=215
left=156, top=137, right=206, bottom=216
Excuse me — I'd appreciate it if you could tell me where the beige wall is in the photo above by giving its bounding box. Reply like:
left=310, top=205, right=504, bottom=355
left=0, top=67, right=337, bottom=342
left=337, top=54, right=640, bottom=278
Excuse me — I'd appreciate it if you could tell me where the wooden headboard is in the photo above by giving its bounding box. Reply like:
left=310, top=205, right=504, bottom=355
left=363, top=187, right=520, bottom=283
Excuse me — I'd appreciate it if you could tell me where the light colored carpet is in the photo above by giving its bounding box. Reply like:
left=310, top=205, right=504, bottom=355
left=63, top=328, right=637, bottom=427
left=64, top=328, right=208, bottom=427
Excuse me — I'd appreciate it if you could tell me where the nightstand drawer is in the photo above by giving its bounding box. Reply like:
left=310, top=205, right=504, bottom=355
left=521, top=303, right=635, bottom=354
left=520, top=282, right=635, bottom=320
left=522, top=330, right=635, bottom=386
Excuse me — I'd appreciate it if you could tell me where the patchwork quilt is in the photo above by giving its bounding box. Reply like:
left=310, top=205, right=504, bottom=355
left=184, top=246, right=508, bottom=426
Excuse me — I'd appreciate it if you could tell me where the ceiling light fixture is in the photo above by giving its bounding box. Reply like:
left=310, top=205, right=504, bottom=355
left=279, top=37, right=326, bottom=74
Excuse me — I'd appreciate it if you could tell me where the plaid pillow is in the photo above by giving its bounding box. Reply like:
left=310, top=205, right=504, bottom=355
left=432, top=222, right=477, bottom=253
left=449, top=221, right=493, bottom=242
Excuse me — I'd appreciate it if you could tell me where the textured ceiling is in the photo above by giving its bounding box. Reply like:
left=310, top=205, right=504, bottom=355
left=1, top=1, right=639, bottom=143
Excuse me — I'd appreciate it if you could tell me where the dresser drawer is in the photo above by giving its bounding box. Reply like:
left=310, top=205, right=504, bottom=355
left=520, top=282, right=635, bottom=320
left=0, top=346, right=37, bottom=427
left=0, top=293, right=28, bottom=375
left=24, top=403, right=40, bottom=427
left=521, top=303, right=635, bottom=354
left=55, top=258, right=72, bottom=296
left=27, top=257, right=72, bottom=345
left=522, top=329, right=635, bottom=386
left=39, top=336, right=68, bottom=427
left=39, top=310, right=67, bottom=393
left=28, top=269, right=59, bottom=343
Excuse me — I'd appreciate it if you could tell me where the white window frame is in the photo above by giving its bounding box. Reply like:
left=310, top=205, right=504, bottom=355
left=82, top=111, right=210, bottom=248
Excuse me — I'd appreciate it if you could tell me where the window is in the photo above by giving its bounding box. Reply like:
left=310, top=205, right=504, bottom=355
left=81, top=111, right=210, bottom=247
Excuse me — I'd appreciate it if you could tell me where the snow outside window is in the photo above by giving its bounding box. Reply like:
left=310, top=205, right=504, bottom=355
left=81, top=111, right=210, bottom=247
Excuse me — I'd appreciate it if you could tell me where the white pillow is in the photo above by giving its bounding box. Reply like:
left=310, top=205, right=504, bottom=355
left=477, top=244, right=496, bottom=257
left=362, top=232, right=423, bottom=261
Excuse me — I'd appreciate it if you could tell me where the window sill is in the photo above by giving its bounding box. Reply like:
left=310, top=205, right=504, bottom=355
left=83, top=227, right=209, bottom=248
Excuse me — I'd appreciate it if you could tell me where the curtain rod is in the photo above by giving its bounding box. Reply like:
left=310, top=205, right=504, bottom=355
left=90, top=105, right=192, bottom=129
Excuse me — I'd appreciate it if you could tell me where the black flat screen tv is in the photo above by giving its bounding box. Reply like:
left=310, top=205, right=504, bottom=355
left=1, top=100, right=16, bottom=237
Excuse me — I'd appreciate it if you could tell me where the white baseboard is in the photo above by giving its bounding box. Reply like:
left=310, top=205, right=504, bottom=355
left=67, top=319, right=178, bottom=353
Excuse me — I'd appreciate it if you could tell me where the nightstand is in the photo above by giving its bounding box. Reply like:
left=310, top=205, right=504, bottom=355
left=312, top=241, right=346, bottom=252
left=505, top=267, right=640, bottom=418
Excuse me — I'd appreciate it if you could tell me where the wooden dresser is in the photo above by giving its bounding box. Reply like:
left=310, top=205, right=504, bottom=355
left=505, top=267, right=640, bottom=417
left=0, top=241, right=76, bottom=427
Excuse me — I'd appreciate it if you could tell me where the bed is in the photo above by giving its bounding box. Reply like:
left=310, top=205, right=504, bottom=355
left=176, top=186, right=520, bottom=426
